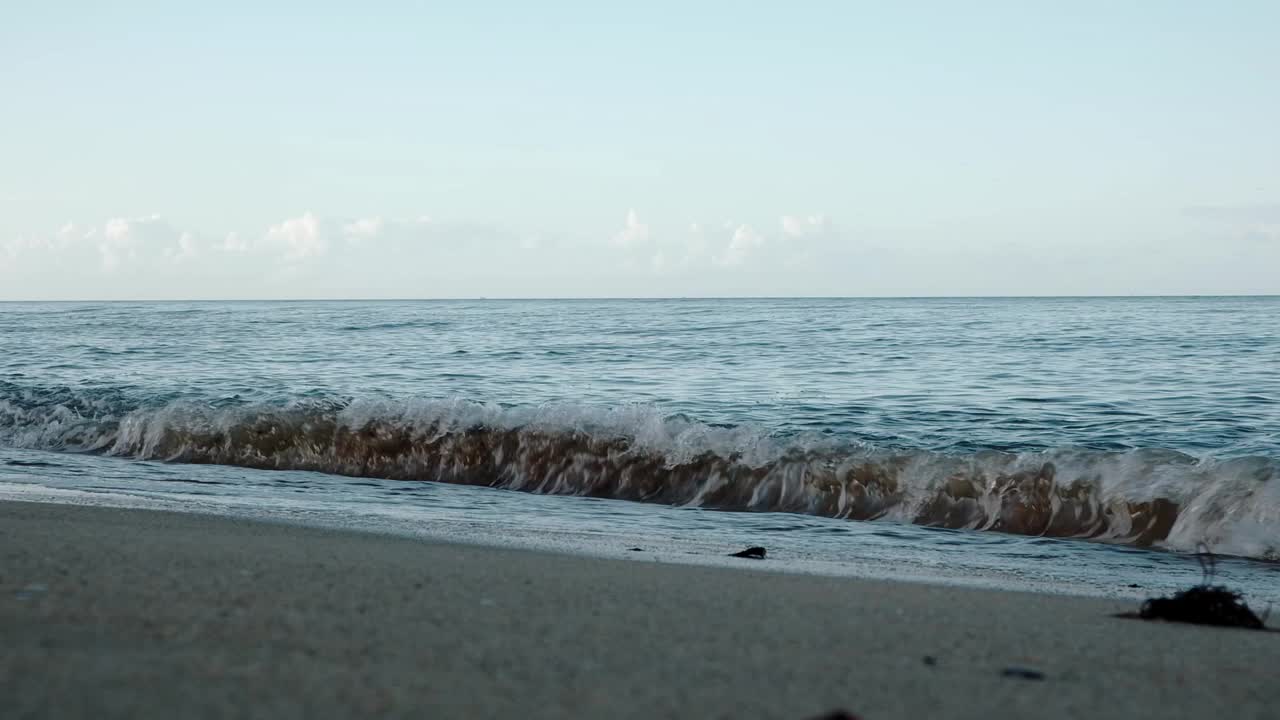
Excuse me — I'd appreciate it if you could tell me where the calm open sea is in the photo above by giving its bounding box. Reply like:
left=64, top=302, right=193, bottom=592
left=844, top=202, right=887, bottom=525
left=2, top=298, right=1277, bottom=600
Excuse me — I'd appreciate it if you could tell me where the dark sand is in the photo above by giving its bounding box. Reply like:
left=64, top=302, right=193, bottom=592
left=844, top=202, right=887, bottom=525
left=2, top=501, right=1276, bottom=719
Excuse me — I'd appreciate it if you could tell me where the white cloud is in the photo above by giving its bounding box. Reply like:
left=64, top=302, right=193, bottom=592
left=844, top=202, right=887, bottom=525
left=221, top=231, right=249, bottom=253
left=342, top=216, right=384, bottom=242
left=2, top=209, right=859, bottom=297
left=163, top=232, right=199, bottom=262
left=2, top=227, right=67, bottom=263
left=99, top=218, right=136, bottom=270
left=56, top=222, right=81, bottom=246
left=1, top=235, right=41, bottom=267
left=2, top=215, right=203, bottom=272
left=93, top=215, right=190, bottom=271
left=780, top=214, right=830, bottom=238
left=716, top=224, right=764, bottom=266
left=264, top=212, right=327, bottom=261
left=339, top=215, right=436, bottom=247
left=650, top=250, right=668, bottom=272
left=616, top=215, right=832, bottom=274
left=613, top=209, right=649, bottom=247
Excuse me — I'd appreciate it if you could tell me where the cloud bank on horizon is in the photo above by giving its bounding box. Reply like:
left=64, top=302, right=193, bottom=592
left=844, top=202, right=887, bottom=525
left=3, top=207, right=1276, bottom=299
left=0, top=210, right=847, bottom=299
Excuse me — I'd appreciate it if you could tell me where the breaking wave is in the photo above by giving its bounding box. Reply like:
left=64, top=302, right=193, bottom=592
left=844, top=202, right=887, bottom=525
left=1, top=386, right=1276, bottom=560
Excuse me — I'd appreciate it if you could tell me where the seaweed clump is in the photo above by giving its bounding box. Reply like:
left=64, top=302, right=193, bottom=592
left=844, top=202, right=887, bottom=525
left=1139, top=586, right=1266, bottom=630
left=1129, top=545, right=1270, bottom=631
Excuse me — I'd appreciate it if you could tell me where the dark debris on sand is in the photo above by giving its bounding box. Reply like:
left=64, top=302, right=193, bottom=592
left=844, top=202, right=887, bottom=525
left=1135, top=585, right=1267, bottom=630
left=1122, top=546, right=1271, bottom=631
left=1001, top=667, right=1046, bottom=681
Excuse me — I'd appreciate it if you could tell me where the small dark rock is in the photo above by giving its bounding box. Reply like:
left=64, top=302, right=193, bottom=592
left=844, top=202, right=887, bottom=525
left=1001, top=667, right=1045, bottom=681
left=809, top=711, right=862, bottom=720
left=730, top=546, right=767, bottom=559
left=922, top=655, right=937, bottom=667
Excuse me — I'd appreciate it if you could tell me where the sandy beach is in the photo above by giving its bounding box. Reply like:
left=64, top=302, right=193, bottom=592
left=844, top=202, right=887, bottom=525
left=2, top=500, right=1276, bottom=719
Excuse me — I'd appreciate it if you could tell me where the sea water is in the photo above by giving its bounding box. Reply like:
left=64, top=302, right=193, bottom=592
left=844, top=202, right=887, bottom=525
left=2, top=298, right=1277, bottom=601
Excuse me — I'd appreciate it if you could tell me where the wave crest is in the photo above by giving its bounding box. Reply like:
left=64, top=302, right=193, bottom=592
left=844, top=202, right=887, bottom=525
left=2, top=389, right=1276, bottom=559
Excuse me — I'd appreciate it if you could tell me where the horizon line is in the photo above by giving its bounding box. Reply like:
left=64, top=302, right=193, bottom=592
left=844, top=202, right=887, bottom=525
left=2, top=293, right=1278, bottom=303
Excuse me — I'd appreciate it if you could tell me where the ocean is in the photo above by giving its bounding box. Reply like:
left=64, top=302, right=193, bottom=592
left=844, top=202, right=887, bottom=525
left=2, top=297, right=1277, bottom=601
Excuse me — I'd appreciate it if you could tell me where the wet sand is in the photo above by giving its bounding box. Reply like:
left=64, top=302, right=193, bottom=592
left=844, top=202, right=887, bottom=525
left=2, top=500, right=1276, bottom=719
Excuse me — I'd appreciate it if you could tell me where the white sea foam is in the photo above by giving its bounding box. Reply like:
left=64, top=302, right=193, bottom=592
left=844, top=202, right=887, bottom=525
left=2, top=390, right=1275, bottom=559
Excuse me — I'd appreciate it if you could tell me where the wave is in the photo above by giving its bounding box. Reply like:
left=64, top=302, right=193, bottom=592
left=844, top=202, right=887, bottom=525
left=1, top=386, right=1276, bottom=560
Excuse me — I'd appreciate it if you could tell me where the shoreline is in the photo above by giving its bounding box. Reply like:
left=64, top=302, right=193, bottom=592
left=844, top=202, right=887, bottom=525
left=3, top=500, right=1278, bottom=719
left=5, top=477, right=1263, bottom=604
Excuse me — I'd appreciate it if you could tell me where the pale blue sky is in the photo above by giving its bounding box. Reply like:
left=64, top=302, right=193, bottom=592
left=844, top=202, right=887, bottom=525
left=2, top=1, right=1277, bottom=298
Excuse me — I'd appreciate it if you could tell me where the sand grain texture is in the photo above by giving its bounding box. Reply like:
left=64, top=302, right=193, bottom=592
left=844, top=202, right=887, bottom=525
left=2, top=501, right=1276, bottom=719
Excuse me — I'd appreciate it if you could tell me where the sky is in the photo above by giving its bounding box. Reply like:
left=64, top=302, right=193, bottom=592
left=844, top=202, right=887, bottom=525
left=2, top=1, right=1277, bottom=299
